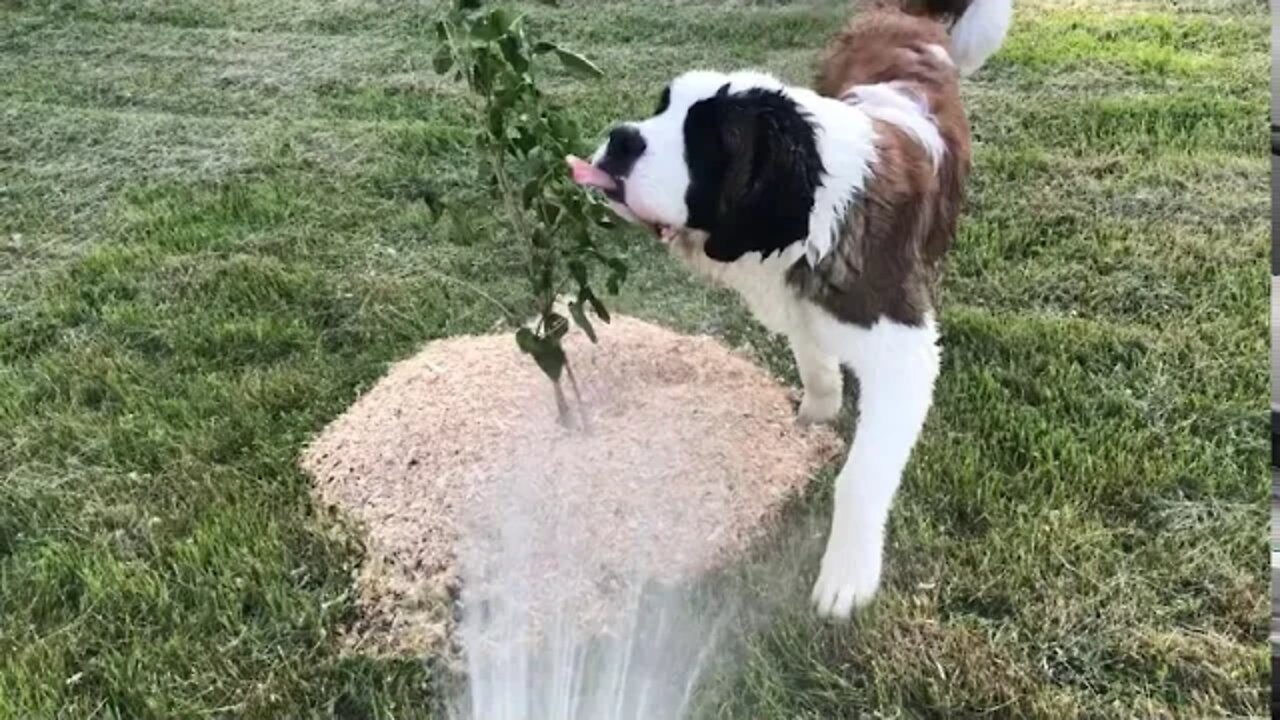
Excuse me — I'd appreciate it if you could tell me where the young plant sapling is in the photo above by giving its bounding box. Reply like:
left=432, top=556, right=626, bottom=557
left=432, top=0, right=627, bottom=427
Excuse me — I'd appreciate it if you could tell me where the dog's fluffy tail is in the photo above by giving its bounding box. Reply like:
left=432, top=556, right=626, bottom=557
left=914, top=0, right=1013, bottom=76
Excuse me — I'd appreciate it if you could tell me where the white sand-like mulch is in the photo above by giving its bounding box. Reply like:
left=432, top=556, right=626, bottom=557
left=301, top=314, right=842, bottom=656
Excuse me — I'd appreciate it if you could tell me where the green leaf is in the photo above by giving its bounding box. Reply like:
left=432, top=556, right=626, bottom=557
left=567, top=260, right=588, bottom=286
left=512, top=127, right=537, bottom=155
left=559, top=195, right=587, bottom=224
left=545, top=312, right=569, bottom=341
left=470, top=49, right=500, bottom=93
left=432, top=47, right=454, bottom=74
left=533, top=341, right=566, bottom=381
left=479, top=7, right=515, bottom=38
left=515, top=327, right=540, bottom=355
left=532, top=40, right=557, bottom=55
left=531, top=227, right=551, bottom=249
left=493, top=8, right=516, bottom=30
left=516, top=328, right=567, bottom=381
left=498, top=35, right=529, bottom=74
left=543, top=201, right=562, bottom=227
left=580, top=286, right=610, bottom=323
left=490, top=86, right=518, bottom=116
left=570, top=224, right=593, bottom=250
left=589, top=204, right=616, bottom=228
left=520, top=178, right=540, bottom=209
left=470, top=14, right=502, bottom=40
left=569, top=301, right=597, bottom=343
left=457, top=0, right=482, bottom=9
left=486, top=105, right=505, bottom=140
left=605, top=257, right=627, bottom=295
left=434, top=19, right=452, bottom=44
left=552, top=47, right=604, bottom=79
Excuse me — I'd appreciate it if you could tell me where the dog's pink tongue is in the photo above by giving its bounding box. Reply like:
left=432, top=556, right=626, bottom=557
left=566, top=155, right=617, bottom=192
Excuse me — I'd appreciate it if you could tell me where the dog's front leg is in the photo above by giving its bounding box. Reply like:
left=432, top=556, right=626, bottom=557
left=788, top=328, right=843, bottom=425
left=810, top=315, right=940, bottom=619
left=665, top=231, right=724, bottom=285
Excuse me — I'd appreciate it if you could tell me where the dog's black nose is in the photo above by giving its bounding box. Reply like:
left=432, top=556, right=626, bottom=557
left=600, top=125, right=646, bottom=177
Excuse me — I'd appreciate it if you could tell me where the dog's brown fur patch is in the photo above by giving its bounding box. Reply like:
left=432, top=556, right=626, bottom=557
left=788, top=4, right=972, bottom=327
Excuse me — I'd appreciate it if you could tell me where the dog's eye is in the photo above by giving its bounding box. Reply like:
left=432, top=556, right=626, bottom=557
left=655, top=85, right=671, bottom=115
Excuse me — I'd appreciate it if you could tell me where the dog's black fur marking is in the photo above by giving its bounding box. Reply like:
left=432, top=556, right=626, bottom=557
left=655, top=84, right=672, bottom=115
left=599, top=125, right=647, bottom=180
left=682, top=85, right=825, bottom=262
left=598, top=125, right=647, bottom=203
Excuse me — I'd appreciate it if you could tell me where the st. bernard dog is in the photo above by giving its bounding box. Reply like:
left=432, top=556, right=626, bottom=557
left=568, top=0, right=1013, bottom=619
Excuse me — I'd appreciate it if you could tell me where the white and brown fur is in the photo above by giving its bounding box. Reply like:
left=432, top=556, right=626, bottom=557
left=581, top=0, right=1012, bottom=618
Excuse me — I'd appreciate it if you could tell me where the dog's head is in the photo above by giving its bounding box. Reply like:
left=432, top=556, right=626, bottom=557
left=570, top=71, right=826, bottom=262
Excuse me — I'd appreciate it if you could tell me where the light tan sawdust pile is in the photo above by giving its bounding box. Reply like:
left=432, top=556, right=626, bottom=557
left=301, top=314, right=842, bottom=656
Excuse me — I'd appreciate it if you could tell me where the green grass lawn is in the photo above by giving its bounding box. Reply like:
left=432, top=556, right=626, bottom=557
left=0, top=0, right=1269, bottom=717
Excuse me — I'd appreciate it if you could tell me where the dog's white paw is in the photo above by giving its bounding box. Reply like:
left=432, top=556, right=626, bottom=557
left=811, top=531, right=882, bottom=620
left=796, top=391, right=841, bottom=426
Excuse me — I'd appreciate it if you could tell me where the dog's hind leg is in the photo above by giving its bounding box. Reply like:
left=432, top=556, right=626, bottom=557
left=808, top=314, right=940, bottom=619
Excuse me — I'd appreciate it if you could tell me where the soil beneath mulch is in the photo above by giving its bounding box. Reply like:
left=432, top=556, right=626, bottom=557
left=300, top=314, right=842, bottom=657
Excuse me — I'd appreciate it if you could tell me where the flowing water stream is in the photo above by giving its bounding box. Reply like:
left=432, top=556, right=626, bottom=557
left=449, top=458, right=738, bottom=720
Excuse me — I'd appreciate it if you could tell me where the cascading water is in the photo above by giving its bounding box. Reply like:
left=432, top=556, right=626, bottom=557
left=452, top=576, right=732, bottom=720
left=449, top=454, right=738, bottom=720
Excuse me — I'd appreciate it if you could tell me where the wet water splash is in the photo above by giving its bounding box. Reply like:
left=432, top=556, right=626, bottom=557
left=450, top=460, right=737, bottom=720
left=452, top=581, right=732, bottom=720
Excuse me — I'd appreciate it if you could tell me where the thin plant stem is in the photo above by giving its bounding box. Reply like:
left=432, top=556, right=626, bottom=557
left=552, top=378, right=571, bottom=428
left=563, top=357, right=590, bottom=433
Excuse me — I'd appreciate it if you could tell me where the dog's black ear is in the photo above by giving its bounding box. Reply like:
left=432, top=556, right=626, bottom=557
left=684, top=88, right=824, bottom=262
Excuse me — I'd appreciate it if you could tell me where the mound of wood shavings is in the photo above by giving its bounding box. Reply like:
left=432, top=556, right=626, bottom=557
left=301, top=314, right=842, bottom=656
